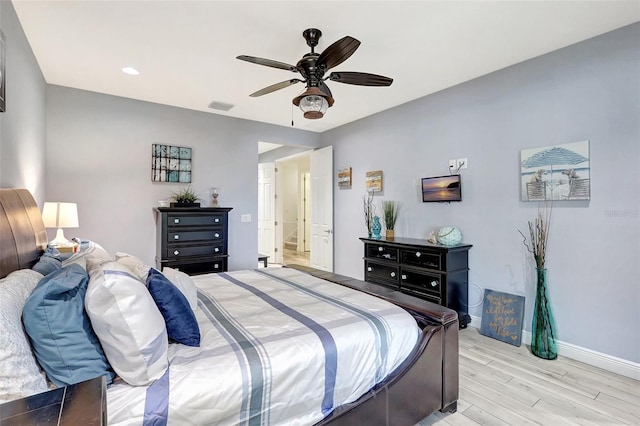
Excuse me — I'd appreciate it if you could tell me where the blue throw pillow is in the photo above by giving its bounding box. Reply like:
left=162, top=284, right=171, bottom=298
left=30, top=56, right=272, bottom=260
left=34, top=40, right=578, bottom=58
left=146, top=268, right=200, bottom=347
left=32, top=254, right=61, bottom=276
left=22, top=264, right=115, bottom=387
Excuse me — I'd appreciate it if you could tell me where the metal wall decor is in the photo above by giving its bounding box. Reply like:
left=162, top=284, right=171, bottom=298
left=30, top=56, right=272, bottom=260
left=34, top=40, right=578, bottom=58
left=151, top=144, right=192, bottom=183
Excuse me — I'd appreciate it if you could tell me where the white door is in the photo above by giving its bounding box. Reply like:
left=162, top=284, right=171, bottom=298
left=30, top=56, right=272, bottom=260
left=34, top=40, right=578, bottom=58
left=258, top=163, right=276, bottom=263
left=310, top=146, right=333, bottom=271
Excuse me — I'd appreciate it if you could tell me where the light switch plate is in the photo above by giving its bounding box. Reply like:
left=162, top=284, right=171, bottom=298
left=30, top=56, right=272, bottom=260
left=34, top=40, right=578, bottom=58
left=240, top=214, right=252, bottom=223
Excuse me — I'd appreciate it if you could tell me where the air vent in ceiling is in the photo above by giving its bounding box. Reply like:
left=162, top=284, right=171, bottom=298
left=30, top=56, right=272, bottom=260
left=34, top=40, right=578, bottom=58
left=208, top=101, right=235, bottom=111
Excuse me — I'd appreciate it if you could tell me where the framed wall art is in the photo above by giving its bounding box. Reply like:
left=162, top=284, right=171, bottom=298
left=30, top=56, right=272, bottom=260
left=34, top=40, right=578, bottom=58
left=366, top=170, right=383, bottom=192
left=338, top=167, right=352, bottom=188
left=151, top=144, right=192, bottom=183
left=521, top=140, right=590, bottom=201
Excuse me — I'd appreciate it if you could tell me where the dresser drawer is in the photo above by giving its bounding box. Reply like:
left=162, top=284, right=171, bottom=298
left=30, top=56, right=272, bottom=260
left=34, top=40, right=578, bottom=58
left=167, top=214, right=224, bottom=227
left=365, top=261, right=399, bottom=286
left=365, top=244, right=398, bottom=261
left=400, top=249, right=440, bottom=270
left=168, top=230, right=224, bottom=243
left=166, top=244, right=224, bottom=259
left=400, top=268, right=442, bottom=297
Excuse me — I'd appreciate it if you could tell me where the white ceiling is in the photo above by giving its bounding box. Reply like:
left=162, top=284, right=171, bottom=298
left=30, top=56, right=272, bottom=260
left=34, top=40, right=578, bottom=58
left=12, top=1, right=640, bottom=133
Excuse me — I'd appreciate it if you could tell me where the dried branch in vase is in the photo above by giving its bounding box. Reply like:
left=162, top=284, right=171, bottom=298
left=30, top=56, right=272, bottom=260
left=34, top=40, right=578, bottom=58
left=519, top=202, right=552, bottom=269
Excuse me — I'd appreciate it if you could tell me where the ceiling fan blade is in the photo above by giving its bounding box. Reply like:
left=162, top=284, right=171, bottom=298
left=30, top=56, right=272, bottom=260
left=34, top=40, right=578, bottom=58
left=328, top=71, right=393, bottom=86
left=237, top=55, right=298, bottom=72
left=316, top=36, right=360, bottom=70
left=249, top=79, right=302, bottom=97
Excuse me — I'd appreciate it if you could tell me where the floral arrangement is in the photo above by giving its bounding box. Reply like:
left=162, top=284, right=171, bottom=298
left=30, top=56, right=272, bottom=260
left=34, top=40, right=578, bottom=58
left=519, top=203, right=552, bottom=269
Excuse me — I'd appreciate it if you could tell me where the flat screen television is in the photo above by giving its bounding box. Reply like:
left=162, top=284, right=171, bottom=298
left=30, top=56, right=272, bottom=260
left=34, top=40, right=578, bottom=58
left=421, top=174, right=462, bottom=202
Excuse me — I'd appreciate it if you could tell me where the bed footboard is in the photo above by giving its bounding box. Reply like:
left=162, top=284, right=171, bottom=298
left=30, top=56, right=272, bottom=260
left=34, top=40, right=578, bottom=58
left=288, top=265, right=459, bottom=425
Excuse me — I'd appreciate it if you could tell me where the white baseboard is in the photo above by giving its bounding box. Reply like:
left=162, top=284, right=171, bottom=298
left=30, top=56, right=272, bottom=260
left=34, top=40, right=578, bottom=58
left=468, top=315, right=640, bottom=380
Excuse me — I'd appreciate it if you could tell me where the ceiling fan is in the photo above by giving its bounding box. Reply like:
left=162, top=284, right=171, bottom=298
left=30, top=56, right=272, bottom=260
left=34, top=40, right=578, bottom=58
left=237, top=28, right=393, bottom=119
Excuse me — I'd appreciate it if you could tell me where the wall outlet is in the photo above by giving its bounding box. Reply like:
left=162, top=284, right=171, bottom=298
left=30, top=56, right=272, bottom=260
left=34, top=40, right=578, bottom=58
left=457, top=158, right=468, bottom=170
left=449, top=159, right=457, bottom=170
left=240, top=214, right=252, bottom=223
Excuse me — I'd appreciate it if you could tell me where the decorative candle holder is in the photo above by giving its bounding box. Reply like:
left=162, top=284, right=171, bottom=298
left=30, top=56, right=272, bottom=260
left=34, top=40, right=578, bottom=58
left=210, top=187, right=219, bottom=207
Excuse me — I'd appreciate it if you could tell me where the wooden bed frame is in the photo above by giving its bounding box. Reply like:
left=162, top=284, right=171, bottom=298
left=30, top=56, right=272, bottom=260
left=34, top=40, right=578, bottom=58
left=0, top=188, right=459, bottom=426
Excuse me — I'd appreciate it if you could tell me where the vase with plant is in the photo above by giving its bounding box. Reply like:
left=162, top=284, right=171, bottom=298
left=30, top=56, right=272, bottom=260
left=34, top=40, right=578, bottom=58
left=519, top=203, right=557, bottom=360
left=170, top=186, right=200, bottom=207
left=381, top=200, right=399, bottom=239
left=363, top=192, right=375, bottom=237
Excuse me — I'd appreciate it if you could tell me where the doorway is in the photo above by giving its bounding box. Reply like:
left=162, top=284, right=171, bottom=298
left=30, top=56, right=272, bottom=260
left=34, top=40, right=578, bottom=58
left=258, top=146, right=311, bottom=268
left=258, top=144, right=333, bottom=271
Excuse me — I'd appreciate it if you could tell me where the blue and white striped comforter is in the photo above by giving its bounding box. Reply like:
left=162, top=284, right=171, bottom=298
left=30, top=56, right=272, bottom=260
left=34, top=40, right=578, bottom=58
left=107, top=268, right=420, bottom=425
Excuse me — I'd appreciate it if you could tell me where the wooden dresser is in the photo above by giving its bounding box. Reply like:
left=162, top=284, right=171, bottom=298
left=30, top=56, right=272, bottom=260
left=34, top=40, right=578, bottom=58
left=360, top=236, right=472, bottom=328
left=155, top=207, right=232, bottom=275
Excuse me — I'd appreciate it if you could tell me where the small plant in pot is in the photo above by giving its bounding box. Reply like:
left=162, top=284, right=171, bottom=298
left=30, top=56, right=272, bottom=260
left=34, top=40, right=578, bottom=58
left=170, top=186, right=200, bottom=207
left=381, top=200, right=399, bottom=239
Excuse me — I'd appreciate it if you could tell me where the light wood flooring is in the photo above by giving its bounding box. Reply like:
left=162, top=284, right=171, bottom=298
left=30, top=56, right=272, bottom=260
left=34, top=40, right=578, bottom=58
left=419, top=327, right=639, bottom=425
left=259, top=248, right=310, bottom=268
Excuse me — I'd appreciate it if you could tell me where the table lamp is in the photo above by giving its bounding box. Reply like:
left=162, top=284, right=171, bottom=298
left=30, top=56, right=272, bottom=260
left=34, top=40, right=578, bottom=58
left=42, top=202, right=79, bottom=246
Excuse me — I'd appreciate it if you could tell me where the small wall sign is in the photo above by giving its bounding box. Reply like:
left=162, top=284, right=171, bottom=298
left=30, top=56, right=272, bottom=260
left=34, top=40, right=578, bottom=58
left=480, top=289, right=525, bottom=346
left=366, top=170, right=383, bottom=192
left=338, top=167, right=352, bottom=188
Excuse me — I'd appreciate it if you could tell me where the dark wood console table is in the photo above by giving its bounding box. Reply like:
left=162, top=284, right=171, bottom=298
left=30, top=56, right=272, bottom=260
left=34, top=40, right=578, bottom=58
left=360, top=236, right=472, bottom=328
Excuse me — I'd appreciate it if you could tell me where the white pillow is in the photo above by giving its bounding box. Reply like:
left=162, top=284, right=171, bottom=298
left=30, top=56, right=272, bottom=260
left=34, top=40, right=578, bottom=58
left=61, top=239, right=111, bottom=275
left=0, top=270, right=49, bottom=402
left=85, top=262, right=168, bottom=386
left=162, top=267, right=198, bottom=311
left=114, top=252, right=150, bottom=281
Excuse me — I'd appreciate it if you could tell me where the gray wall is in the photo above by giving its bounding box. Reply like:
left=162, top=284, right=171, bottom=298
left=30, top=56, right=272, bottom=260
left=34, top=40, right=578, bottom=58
left=321, top=23, right=640, bottom=363
left=45, top=86, right=320, bottom=270
left=0, top=1, right=47, bottom=203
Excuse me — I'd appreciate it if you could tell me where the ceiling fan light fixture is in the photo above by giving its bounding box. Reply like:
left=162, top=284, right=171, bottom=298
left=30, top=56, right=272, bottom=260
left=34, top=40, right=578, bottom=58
left=292, top=86, right=334, bottom=119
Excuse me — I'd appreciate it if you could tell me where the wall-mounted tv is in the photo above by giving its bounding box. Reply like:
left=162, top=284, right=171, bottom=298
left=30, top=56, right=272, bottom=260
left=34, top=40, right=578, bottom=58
left=421, top=174, right=462, bottom=202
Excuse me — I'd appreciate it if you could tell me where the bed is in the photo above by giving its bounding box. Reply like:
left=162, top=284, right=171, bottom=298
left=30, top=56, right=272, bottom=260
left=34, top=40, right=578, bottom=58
left=0, top=188, right=459, bottom=425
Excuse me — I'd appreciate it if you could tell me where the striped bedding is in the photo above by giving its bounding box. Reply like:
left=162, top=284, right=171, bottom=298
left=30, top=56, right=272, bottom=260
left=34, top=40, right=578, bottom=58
left=107, top=268, right=420, bottom=425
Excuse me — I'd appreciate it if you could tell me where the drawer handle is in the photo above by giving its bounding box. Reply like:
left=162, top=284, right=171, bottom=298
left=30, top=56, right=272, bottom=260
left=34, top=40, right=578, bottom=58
left=174, top=235, right=180, bottom=240
left=390, top=272, right=396, bottom=278
left=367, top=266, right=372, bottom=272
left=416, top=251, right=421, bottom=257
left=214, top=233, right=220, bottom=238
left=173, top=250, right=180, bottom=256
left=214, top=248, right=220, bottom=253
left=214, top=263, right=219, bottom=268
left=401, top=274, right=407, bottom=280
left=431, top=280, right=438, bottom=287
left=174, top=218, right=180, bottom=224
left=378, top=247, right=383, bottom=252
left=214, top=218, right=220, bottom=223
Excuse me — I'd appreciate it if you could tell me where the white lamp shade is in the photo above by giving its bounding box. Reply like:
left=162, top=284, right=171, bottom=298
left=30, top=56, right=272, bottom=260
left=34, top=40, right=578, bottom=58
left=42, top=202, right=79, bottom=228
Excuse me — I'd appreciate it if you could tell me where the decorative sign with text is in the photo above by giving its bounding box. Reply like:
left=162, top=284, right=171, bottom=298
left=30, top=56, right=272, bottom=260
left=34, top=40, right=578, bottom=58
left=480, top=289, right=525, bottom=347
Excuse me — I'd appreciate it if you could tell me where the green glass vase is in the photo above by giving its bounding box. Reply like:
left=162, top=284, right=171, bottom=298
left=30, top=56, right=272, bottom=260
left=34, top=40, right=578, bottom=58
left=531, top=268, right=558, bottom=359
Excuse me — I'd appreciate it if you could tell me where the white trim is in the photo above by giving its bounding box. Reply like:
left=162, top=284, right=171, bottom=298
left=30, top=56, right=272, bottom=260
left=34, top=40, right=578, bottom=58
left=468, top=315, right=640, bottom=380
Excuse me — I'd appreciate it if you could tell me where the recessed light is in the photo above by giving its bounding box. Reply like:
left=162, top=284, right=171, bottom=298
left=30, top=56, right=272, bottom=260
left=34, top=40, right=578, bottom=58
left=121, top=66, right=140, bottom=76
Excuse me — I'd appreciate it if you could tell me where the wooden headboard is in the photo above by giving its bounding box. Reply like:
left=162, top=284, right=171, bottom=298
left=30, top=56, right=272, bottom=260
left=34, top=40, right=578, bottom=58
left=0, top=189, right=47, bottom=278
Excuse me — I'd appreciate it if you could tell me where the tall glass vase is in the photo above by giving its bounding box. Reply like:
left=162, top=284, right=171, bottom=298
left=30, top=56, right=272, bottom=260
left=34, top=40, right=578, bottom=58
left=531, top=268, right=558, bottom=360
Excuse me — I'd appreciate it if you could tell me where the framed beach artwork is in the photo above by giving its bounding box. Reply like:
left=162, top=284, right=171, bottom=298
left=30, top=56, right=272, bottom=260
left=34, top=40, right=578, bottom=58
left=366, top=170, right=383, bottom=192
left=338, top=167, right=352, bottom=188
left=151, top=144, right=192, bottom=183
left=520, top=140, right=590, bottom=201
